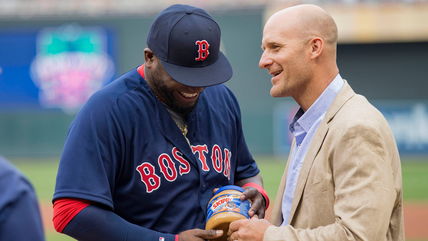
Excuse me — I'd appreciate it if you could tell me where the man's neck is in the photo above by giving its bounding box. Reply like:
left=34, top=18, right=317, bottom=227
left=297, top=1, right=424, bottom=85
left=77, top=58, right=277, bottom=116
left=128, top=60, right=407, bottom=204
left=296, top=70, right=339, bottom=111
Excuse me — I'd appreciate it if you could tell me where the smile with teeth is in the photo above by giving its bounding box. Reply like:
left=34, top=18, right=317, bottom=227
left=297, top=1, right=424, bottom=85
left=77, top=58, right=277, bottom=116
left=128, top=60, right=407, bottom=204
left=271, top=70, right=282, bottom=77
left=179, top=91, right=198, bottom=98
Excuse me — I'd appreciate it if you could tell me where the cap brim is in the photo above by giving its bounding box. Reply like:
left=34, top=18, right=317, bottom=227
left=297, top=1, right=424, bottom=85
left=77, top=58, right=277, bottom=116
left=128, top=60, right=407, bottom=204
left=160, top=52, right=233, bottom=87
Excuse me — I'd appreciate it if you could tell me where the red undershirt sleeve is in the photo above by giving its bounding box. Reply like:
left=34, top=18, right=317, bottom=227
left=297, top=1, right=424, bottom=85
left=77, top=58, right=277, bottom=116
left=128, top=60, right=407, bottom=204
left=52, top=198, right=91, bottom=232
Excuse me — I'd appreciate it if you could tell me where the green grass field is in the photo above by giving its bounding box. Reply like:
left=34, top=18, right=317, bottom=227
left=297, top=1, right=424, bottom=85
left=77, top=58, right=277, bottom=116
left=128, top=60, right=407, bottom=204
left=10, top=156, right=428, bottom=241
left=256, top=157, right=428, bottom=202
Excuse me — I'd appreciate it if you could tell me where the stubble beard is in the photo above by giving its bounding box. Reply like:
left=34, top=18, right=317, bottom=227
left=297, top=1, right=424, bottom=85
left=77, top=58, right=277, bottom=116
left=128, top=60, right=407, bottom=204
left=151, top=77, right=198, bottom=116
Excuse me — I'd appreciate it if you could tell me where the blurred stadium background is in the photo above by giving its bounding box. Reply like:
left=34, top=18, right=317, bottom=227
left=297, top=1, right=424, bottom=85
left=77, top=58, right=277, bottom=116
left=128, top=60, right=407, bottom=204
left=0, top=0, right=427, bottom=240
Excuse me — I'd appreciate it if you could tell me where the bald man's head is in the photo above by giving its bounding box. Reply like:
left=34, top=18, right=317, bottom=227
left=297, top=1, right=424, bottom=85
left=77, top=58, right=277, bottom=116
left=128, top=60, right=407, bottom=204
left=265, top=4, right=338, bottom=47
left=259, top=4, right=340, bottom=103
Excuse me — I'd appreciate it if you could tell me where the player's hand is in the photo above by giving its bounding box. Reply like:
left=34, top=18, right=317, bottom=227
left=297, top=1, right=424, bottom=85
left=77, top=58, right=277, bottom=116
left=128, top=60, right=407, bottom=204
left=240, top=187, right=266, bottom=218
left=178, top=229, right=223, bottom=241
left=228, top=215, right=271, bottom=241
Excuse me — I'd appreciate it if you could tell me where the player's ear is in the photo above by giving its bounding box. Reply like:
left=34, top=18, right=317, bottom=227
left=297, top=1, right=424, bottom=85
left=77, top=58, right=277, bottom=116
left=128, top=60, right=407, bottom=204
left=309, top=37, right=323, bottom=59
left=144, top=48, right=155, bottom=66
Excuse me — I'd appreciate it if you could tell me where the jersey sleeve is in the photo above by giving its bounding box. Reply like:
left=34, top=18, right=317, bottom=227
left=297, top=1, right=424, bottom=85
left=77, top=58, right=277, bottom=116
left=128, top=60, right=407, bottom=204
left=53, top=92, right=124, bottom=208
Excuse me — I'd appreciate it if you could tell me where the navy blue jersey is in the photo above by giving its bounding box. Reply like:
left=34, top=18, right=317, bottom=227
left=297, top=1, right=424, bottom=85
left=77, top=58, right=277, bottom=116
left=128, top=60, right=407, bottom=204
left=0, top=157, right=45, bottom=241
left=53, top=68, right=259, bottom=235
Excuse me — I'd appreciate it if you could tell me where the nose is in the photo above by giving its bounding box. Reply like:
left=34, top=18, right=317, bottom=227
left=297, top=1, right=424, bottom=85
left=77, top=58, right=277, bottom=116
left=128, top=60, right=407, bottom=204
left=259, top=51, right=272, bottom=69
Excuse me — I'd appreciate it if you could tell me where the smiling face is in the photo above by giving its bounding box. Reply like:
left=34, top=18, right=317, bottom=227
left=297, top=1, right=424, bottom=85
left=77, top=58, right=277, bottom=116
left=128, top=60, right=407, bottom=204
left=144, top=49, right=204, bottom=115
left=259, top=14, right=313, bottom=99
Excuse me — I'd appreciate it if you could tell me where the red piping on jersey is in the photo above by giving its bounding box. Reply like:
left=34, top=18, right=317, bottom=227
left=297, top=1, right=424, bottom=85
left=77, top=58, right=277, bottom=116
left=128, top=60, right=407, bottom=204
left=137, top=64, right=145, bottom=79
left=52, top=198, right=91, bottom=232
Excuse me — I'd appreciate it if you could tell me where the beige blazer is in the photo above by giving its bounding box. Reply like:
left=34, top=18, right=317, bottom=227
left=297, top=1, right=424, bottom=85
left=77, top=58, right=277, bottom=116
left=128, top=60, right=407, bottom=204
left=265, top=81, right=404, bottom=241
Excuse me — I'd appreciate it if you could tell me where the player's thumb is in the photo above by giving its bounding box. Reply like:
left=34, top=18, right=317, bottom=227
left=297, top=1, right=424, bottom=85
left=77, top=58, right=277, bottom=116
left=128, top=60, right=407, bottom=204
left=199, top=229, right=223, bottom=240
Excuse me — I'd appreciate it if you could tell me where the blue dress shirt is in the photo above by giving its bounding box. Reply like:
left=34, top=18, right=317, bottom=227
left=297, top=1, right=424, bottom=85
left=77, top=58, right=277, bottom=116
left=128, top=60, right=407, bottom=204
left=281, top=74, right=344, bottom=225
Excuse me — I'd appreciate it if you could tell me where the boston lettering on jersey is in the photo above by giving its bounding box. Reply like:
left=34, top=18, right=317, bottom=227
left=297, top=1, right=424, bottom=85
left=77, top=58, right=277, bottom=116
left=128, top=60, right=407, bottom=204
left=136, top=144, right=231, bottom=193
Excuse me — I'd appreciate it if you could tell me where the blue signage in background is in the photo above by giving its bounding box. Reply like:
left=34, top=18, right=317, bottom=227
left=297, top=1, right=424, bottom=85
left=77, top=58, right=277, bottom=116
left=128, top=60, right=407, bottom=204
left=0, top=29, right=39, bottom=105
left=0, top=24, right=116, bottom=113
left=273, top=100, right=428, bottom=157
left=374, top=101, right=428, bottom=155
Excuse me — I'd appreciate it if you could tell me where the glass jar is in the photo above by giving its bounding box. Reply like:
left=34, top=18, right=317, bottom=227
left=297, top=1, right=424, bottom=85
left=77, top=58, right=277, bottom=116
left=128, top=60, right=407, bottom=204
left=205, top=185, right=251, bottom=241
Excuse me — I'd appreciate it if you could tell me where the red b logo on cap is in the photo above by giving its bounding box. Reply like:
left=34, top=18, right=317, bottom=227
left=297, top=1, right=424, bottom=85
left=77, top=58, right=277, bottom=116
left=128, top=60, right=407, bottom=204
left=195, top=40, right=210, bottom=61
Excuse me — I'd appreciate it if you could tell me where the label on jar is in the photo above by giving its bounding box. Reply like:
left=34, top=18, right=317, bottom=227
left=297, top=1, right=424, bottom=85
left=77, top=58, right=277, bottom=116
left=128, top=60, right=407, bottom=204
left=206, top=193, right=250, bottom=221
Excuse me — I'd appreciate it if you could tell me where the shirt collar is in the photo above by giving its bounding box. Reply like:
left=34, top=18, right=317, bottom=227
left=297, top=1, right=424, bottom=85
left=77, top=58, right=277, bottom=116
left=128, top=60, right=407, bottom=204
left=290, top=74, right=344, bottom=134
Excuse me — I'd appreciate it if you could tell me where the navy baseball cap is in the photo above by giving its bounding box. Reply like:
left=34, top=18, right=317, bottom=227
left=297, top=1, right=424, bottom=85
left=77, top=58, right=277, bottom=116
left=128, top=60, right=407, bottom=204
left=147, top=4, right=233, bottom=87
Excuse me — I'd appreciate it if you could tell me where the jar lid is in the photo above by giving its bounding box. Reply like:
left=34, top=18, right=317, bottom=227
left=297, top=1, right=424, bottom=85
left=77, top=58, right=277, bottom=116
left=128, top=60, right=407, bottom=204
left=214, top=185, right=245, bottom=195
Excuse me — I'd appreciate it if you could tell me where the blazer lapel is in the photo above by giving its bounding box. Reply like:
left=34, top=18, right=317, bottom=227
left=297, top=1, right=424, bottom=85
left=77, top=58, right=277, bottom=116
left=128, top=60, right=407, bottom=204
left=287, top=120, right=329, bottom=224
left=288, top=80, right=355, bottom=224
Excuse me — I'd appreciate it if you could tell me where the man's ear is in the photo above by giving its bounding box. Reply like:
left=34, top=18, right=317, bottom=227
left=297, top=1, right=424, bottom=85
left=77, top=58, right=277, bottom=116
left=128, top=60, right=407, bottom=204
left=310, top=37, right=323, bottom=59
left=144, top=48, right=155, bottom=66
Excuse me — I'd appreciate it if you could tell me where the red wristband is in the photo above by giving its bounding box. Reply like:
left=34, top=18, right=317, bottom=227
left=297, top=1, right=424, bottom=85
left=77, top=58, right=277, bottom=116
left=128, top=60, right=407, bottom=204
left=242, top=182, right=270, bottom=209
left=175, top=234, right=179, bottom=241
